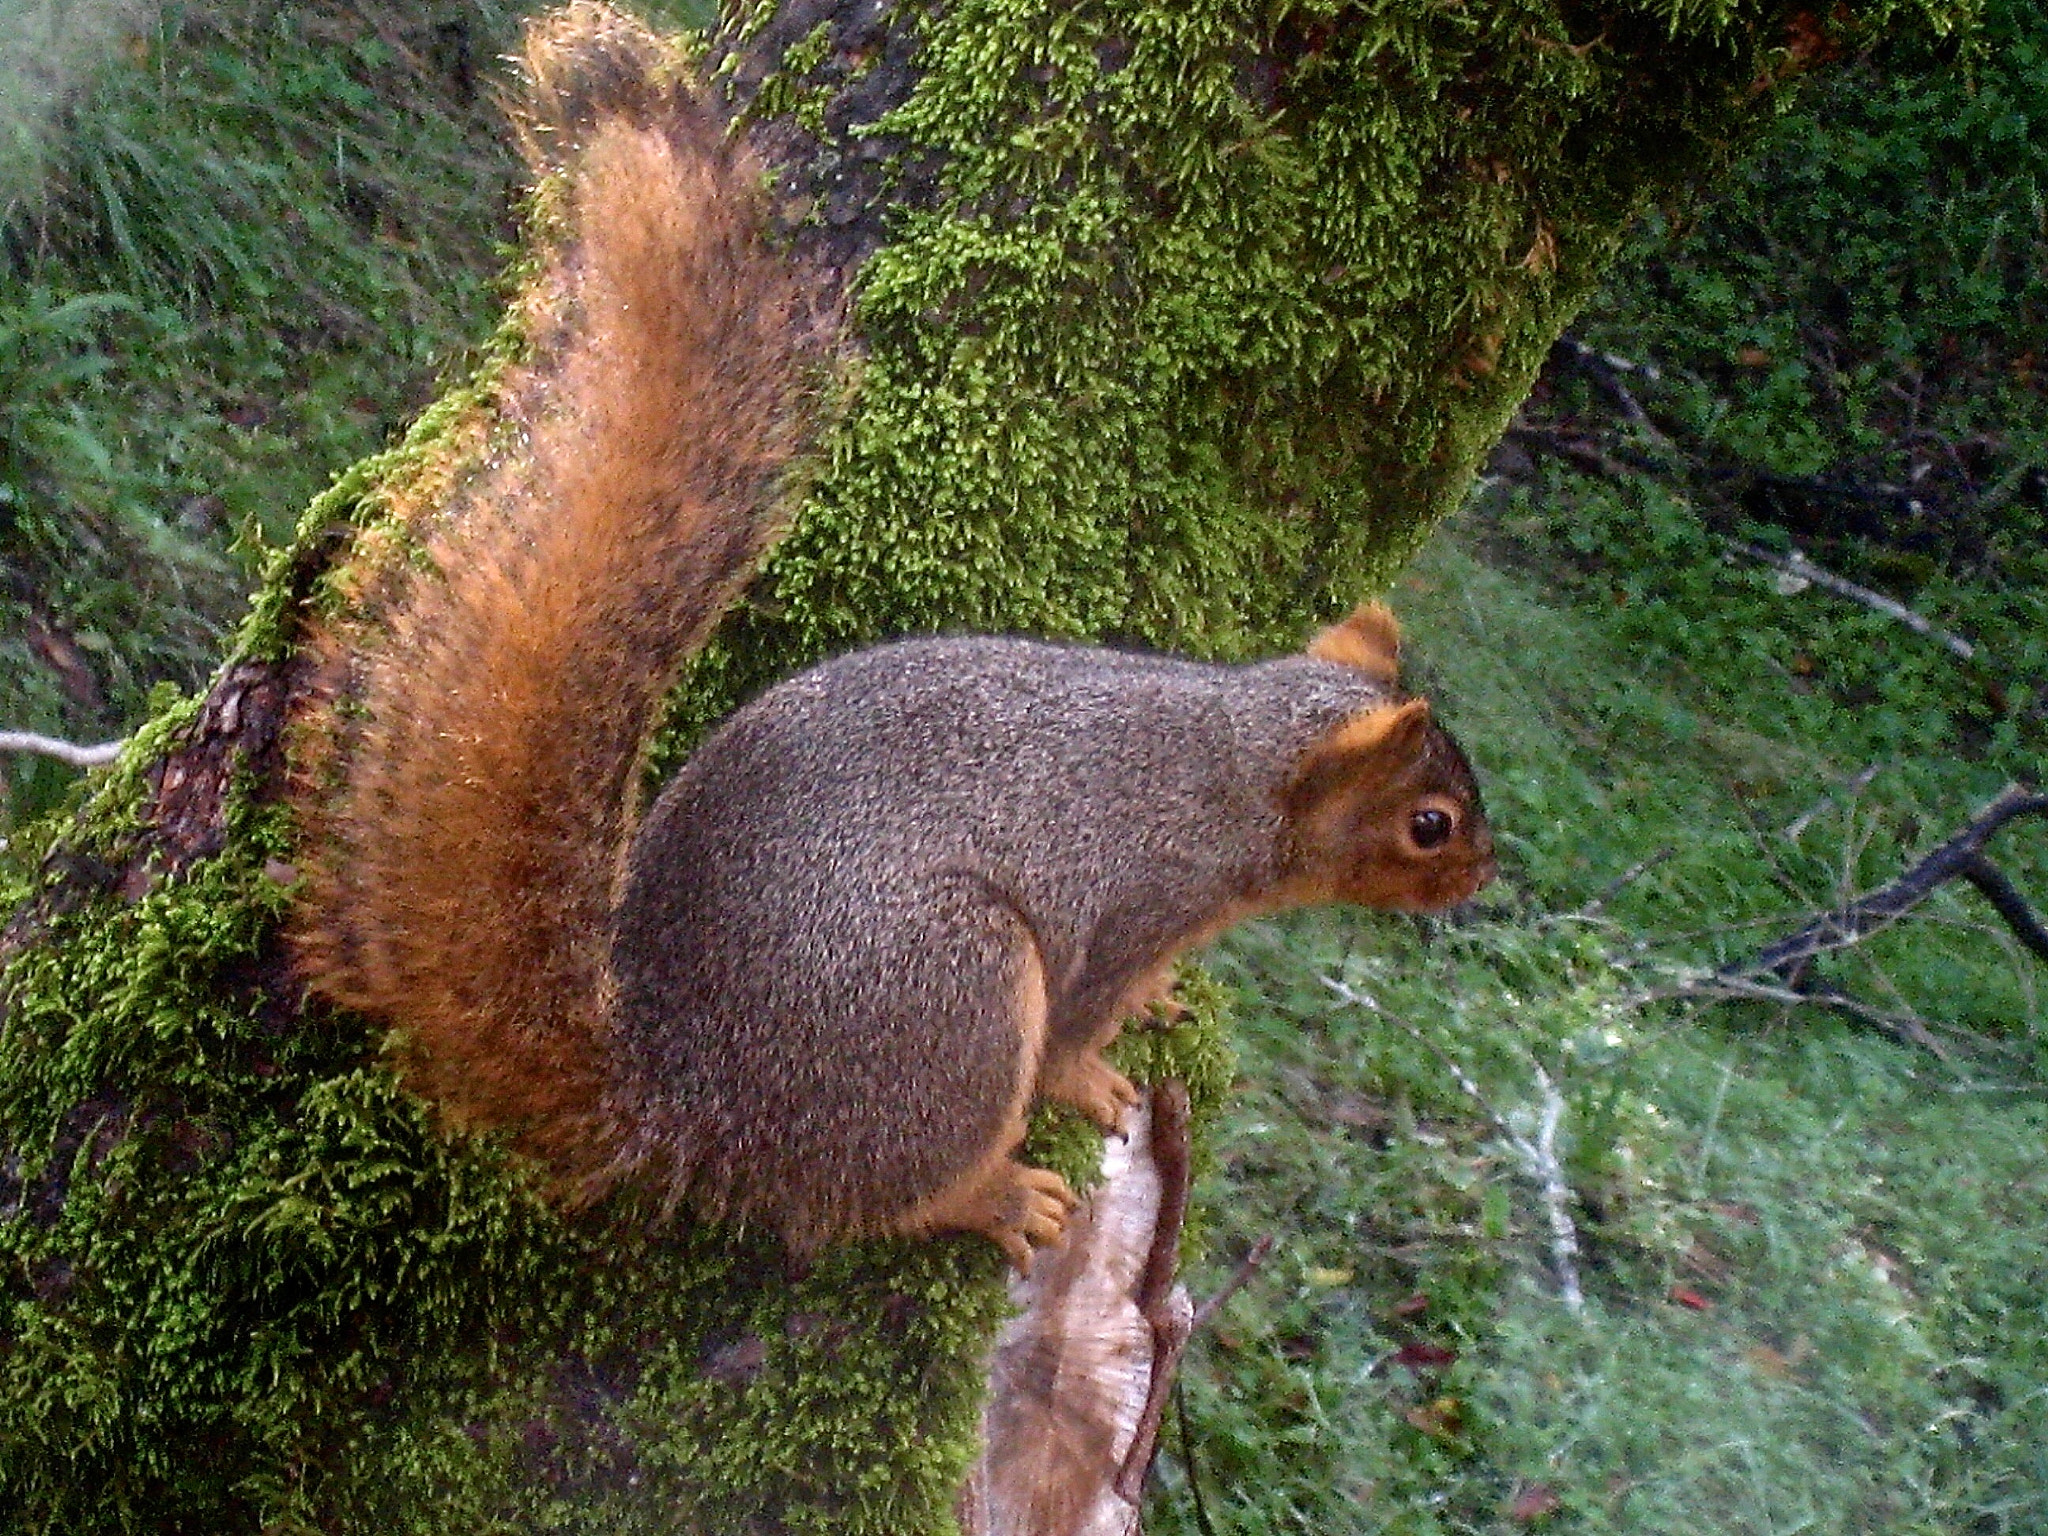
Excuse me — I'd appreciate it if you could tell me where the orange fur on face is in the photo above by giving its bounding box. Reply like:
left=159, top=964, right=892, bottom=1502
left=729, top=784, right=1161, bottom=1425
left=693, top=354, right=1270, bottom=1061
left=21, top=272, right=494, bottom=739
left=1286, top=698, right=1434, bottom=811
left=1283, top=698, right=1496, bottom=912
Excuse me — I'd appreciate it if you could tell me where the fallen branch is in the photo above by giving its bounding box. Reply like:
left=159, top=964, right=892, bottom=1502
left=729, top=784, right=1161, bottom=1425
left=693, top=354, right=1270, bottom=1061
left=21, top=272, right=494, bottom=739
left=1174, top=1386, right=1218, bottom=1536
left=1113, top=1081, right=1197, bottom=1509
left=0, top=730, right=125, bottom=768
left=1628, top=786, right=2048, bottom=1059
left=1323, top=977, right=1586, bottom=1316
left=1510, top=398, right=2014, bottom=694
left=1723, top=783, right=2048, bottom=980
left=1138, top=1235, right=1275, bottom=1536
left=1959, top=854, right=2048, bottom=963
left=1722, top=540, right=1978, bottom=663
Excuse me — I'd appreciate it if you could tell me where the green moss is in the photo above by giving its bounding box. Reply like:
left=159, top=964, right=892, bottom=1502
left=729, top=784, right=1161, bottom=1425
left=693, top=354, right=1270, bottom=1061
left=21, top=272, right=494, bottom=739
left=659, top=0, right=1970, bottom=752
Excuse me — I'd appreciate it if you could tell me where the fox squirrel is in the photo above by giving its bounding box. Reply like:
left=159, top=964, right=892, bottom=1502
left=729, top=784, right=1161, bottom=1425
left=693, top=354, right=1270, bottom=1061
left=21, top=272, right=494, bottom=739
left=292, top=3, right=1496, bottom=1271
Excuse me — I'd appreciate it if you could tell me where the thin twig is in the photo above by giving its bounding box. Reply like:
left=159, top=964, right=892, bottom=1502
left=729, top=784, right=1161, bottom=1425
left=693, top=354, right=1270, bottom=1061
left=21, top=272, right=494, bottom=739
left=1191, top=1235, right=1275, bottom=1332
left=1118, top=1229, right=1274, bottom=1503
left=1553, top=336, right=1670, bottom=444
left=1114, top=1080, right=1198, bottom=1504
left=0, top=730, right=125, bottom=768
left=1782, top=763, right=1884, bottom=843
left=1632, top=972, right=1950, bottom=1058
left=1324, top=977, right=1586, bottom=1316
left=1723, top=539, right=1978, bottom=662
left=1577, top=847, right=1676, bottom=916
left=1176, top=1382, right=1218, bottom=1536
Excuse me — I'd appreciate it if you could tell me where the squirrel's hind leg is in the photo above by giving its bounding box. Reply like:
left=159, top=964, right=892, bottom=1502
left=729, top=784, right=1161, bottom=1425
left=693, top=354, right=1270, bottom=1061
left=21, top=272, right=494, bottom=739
left=889, top=926, right=1077, bottom=1271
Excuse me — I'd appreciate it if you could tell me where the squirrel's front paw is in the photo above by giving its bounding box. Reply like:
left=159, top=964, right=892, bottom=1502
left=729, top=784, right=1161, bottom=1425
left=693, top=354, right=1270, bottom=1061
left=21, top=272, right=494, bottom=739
left=993, top=1164, right=1078, bottom=1274
left=895, top=1155, right=1077, bottom=1273
left=1041, top=1050, right=1141, bottom=1134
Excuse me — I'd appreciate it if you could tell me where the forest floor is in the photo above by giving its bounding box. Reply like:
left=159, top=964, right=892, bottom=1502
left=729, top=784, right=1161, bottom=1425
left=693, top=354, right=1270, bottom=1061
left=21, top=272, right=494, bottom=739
left=1160, top=508, right=2048, bottom=1533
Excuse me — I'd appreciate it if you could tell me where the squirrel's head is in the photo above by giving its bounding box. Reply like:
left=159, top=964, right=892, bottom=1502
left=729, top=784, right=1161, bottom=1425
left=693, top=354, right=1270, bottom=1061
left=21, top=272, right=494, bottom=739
left=1282, top=603, right=1497, bottom=912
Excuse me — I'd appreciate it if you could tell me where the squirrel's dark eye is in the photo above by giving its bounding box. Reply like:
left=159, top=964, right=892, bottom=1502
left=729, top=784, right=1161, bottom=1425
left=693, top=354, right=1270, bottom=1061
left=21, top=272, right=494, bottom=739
left=1410, top=807, right=1455, bottom=850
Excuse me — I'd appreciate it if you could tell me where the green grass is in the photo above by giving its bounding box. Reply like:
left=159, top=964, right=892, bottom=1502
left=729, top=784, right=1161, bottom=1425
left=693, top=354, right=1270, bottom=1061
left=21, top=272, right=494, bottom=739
left=5, top=1, right=2047, bottom=1528
left=0, top=1, right=724, bottom=830
left=1148, top=521, right=2048, bottom=1534
left=1577, top=0, right=2048, bottom=538
left=1, top=0, right=527, bottom=823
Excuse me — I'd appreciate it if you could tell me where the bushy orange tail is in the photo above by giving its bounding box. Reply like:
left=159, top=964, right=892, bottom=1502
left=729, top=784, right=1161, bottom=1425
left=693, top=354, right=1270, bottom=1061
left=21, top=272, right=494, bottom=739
left=294, top=4, right=824, bottom=1174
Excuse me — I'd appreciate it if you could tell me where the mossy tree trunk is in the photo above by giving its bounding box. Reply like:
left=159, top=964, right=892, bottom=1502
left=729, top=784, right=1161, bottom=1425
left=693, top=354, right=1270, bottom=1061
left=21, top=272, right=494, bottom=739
left=0, top=1, right=1964, bottom=1532
left=670, top=0, right=1967, bottom=724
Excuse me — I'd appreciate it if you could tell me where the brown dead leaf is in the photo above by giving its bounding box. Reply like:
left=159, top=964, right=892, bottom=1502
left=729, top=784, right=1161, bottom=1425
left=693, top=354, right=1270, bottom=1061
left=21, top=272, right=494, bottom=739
left=1509, top=1482, right=1563, bottom=1522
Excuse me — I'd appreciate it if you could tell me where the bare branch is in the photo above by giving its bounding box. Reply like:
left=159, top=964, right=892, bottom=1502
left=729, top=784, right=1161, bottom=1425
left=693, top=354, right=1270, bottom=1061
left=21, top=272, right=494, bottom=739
left=1958, top=854, right=2048, bottom=963
left=1724, top=784, right=2048, bottom=980
left=1640, top=972, right=1951, bottom=1059
left=1722, top=540, right=1979, bottom=663
left=0, top=730, right=125, bottom=768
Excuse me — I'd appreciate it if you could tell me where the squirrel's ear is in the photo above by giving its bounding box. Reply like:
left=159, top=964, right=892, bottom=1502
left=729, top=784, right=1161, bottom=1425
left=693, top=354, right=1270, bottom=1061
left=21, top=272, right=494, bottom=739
left=1286, top=697, right=1433, bottom=809
left=1307, top=601, right=1401, bottom=683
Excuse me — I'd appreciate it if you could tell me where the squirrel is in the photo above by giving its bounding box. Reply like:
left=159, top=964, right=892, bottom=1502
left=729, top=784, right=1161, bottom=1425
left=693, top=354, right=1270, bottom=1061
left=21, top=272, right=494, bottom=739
left=291, top=2, right=1497, bottom=1272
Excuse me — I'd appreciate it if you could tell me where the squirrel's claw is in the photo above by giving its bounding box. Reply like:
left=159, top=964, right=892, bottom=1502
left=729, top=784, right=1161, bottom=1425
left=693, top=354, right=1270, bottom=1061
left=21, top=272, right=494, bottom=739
left=1042, top=1050, right=1140, bottom=1134
left=999, top=1165, right=1078, bottom=1274
left=898, top=1155, right=1077, bottom=1273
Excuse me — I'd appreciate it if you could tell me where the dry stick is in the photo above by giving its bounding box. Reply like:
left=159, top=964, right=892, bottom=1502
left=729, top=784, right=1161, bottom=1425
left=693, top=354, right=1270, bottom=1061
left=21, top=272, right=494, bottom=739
left=1724, top=783, right=2048, bottom=980
left=1323, top=977, right=1586, bottom=1317
left=1722, top=539, right=1979, bottom=663
left=1142, top=1230, right=1282, bottom=1519
left=1113, top=1089, right=1280, bottom=1507
left=0, top=731, right=125, bottom=768
left=1649, top=784, right=2048, bottom=1058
